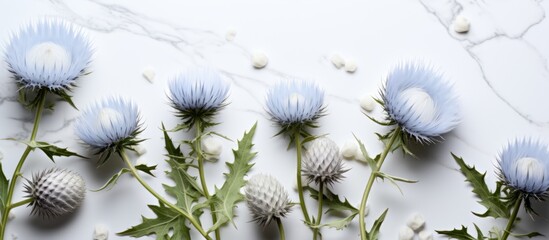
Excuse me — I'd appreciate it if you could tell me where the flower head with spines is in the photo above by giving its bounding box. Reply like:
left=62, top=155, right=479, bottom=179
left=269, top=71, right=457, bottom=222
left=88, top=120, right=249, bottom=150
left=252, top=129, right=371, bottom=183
left=24, top=168, right=86, bottom=218
left=265, top=79, right=325, bottom=140
left=5, top=19, right=92, bottom=108
left=497, top=138, right=549, bottom=208
left=378, top=61, right=459, bottom=145
left=168, top=67, right=230, bottom=131
left=245, top=174, right=292, bottom=227
left=74, top=96, right=142, bottom=164
left=302, top=137, right=347, bottom=185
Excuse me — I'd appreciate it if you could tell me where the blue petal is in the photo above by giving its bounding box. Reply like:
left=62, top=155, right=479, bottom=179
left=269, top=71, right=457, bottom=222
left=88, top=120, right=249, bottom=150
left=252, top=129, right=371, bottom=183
left=382, top=61, right=459, bottom=142
left=265, top=80, right=324, bottom=125
left=168, top=68, right=229, bottom=111
left=4, top=19, right=92, bottom=90
left=74, top=96, right=139, bottom=149
left=498, top=138, right=549, bottom=195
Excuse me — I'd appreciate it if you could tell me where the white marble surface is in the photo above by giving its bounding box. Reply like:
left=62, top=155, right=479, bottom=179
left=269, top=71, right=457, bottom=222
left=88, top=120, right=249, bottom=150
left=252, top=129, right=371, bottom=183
left=1, top=0, right=549, bottom=239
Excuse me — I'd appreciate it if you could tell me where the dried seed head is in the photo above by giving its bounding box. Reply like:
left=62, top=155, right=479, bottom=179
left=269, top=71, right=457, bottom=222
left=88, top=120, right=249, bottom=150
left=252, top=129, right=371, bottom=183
left=302, top=137, right=347, bottom=185
left=245, top=174, right=292, bottom=226
left=24, top=169, right=86, bottom=217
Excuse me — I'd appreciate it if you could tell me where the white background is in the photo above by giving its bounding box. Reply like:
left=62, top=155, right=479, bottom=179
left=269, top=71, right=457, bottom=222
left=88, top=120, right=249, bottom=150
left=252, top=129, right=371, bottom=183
left=1, top=0, right=549, bottom=239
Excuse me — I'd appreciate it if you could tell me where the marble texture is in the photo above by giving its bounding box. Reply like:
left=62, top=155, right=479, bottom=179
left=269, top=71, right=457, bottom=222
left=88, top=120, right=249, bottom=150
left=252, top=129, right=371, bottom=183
left=0, top=0, right=549, bottom=239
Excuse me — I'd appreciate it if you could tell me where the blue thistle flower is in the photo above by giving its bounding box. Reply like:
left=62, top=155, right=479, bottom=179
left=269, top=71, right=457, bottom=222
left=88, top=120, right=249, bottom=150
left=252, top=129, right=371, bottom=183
left=74, top=96, right=142, bottom=163
left=265, top=80, right=325, bottom=136
left=5, top=19, right=92, bottom=91
left=498, top=139, right=549, bottom=197
left=168, top=68, right=229, bottom=130
left=381, top=61, right=459, bottom=143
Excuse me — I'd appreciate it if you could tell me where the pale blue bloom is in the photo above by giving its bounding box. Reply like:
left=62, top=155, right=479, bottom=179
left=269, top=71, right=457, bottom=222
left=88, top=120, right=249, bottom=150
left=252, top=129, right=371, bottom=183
left=74, top=96, right=140, bottom=150
left=265, top=80, right=324, bottom=127
left=382, top=61, right=459, bottom=142
left=498, top=139, right=549, bottom=195
left=168, top=68, right=229, bottom=128
left=5, top=19, right=92, bottom=90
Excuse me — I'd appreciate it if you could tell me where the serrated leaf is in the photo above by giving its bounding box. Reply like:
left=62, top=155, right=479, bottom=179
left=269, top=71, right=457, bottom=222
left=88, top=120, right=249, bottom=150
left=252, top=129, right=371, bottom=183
left=436, top=225, right=476, bottom=240
left=474, top=224, right=485, bottom=240
left=512, top=231, right=544, bottom=239
left=52, top=89, right=78, bottom=109
left=135, top=164, right=157, bottom=177
left=0, top=163, right=9, bottom=218
left=34, top=141, right=86, bottom=161
left=452, top=154, right=509, bottom=219
left=306, top=186, right=358, bottom=213
left=92, top=168, right=131, bottom=192
left=162, top=123, right=187, bottom=166
left=366, top=208, right=388, bottom=240
left=164, top=159, right=204, bottom=215
left=119, top=202, right=191, bottom=240
left=353, top=134, right=377, bottom=169
left=209, top=123, right=257, bottom=232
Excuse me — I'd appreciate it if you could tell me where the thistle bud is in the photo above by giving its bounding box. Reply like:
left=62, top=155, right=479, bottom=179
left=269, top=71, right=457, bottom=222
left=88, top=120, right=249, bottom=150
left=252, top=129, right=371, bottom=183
left=24, top=169, right=86, bottom=217
left=245, top=174, right=292, bottom=226
left=302, top=137, right=347, bottom=185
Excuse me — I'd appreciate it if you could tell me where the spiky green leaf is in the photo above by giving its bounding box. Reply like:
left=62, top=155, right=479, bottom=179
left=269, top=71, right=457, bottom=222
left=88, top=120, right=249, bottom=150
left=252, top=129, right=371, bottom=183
left=436, top=225, right=476, bottom=240
left=27, top=141, right=86, bottom=162
left=119, top=202, right=191, bottom=240
left=353, top=135, right=377, bottom=168
left=453, top=154, right=509, bottom=219
left=365, top=209, right=389, bottom=240
left=135, top=164, right=157, bottom=177
left=209, top=123, right=257, bottom=232
left=307, top=186, right=359, bottom=230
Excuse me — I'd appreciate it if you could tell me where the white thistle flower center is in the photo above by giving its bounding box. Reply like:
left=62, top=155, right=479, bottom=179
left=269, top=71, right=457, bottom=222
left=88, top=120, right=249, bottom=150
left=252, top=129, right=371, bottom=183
left=26, top=42, right=72, bottom=71
left=97, top=108, right=124, bottom=130
left=399, top=87, right=436, bottom=123
left=515, top=157, right=544, bottom=180
left=289, top=93, right=305, bottom=108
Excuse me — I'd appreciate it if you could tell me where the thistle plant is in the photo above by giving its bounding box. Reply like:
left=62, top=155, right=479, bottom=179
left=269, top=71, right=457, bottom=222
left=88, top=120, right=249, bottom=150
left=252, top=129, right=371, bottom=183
left=357, top=61, right=459, bottom=239
left=245, top=174, right=292, bottom=240
left=265, top=79, right=325, bottom=231
left=0, top=19, right=91, bottom=239
left=302, top=137, right=347, bottom=239
left=117, top=68, right=257, bottom=240
left=438, top=139, right=549, bottom=239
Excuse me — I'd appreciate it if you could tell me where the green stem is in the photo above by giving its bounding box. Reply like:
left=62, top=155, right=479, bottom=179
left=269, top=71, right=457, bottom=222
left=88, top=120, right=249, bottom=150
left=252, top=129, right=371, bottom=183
left=120, top=149, right=212, bottom=240
left=195, top=122, right=220, bottom=240
left=276, top=218, right=286, bottom=240
left=359, top=126, right=401, bottom=240
left=501, top=197, right=522, bottom=240
left=8, top=198, right=33, bottom=210
left=0, top=91, right=47, bottom=240
left=295, top=132, right=312, bottom=225
left=313, top=182, right=324, bottom=240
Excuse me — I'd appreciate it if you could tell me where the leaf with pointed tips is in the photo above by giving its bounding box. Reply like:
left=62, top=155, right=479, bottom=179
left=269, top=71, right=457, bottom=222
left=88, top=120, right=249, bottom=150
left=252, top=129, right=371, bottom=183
left=365, top=209, right=388, bottom=240
left=34, top=141, right=86, bottom=161
left=119, top=202, right=191, bottom=240
left=209, top=123, right=257, bottom=232
left=135, top=164, right=157, bottom=177
left=453, top=154, right=509, bottom=219
left=436, top=225, right=476, bottom=240
left=353, top=135, right=377, bottom=169
left=375, top=172, right=417, bottom=195
left=92, top=168, right=131, bottom=192
left=307, top=186, right=358, bottom=230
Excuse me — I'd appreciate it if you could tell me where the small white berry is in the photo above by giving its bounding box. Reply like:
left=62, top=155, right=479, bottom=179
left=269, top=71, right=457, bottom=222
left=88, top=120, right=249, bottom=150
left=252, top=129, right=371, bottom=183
left=453, top=15, right=470, bottom=33
left=341, top=141, right=358, bottom=160
left=418, top=230, right=434, bottom=240
left=344, top=59, right=358, bottom=73
left=407, top=213, right=425, bottom=231
left=330, top=54, right=345, bottom=69
left=251, top=51, right=268, bottom=69
left=202, top=136, right=223, bottom=160
left=359, top=95, right=376, bottom=112
left=142, top=66, right=156, bottom=83
left=398, top=226, right=415, bottom=240
left=93, top=224, right=109, bottom=240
